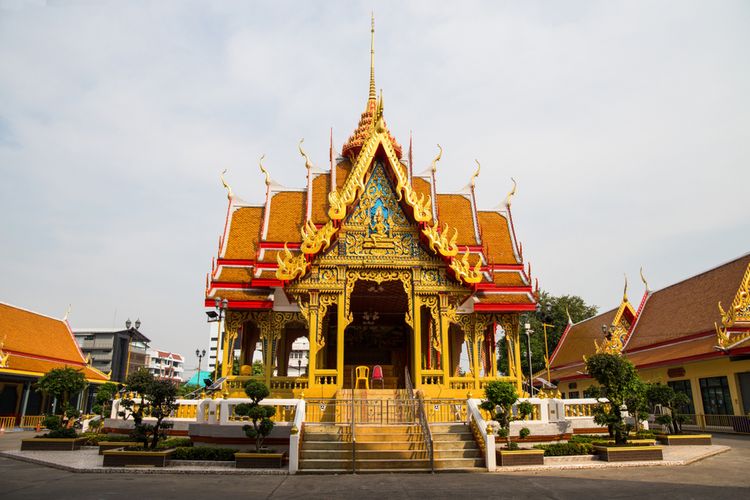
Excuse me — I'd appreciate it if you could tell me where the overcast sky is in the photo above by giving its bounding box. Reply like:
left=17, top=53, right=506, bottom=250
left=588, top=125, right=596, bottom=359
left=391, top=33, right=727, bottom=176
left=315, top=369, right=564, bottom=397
left=1, top=1, right=748, bottom=375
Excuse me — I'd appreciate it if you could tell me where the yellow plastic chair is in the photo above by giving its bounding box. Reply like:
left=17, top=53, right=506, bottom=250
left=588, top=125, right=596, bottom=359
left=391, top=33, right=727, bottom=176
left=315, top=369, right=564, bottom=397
left=355, top=366, right=370, bottom=390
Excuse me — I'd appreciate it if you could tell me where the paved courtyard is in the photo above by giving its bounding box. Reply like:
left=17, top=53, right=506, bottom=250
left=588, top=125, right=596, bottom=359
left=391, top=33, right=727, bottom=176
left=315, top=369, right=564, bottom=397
left=0, top=432, right=748, bottom=499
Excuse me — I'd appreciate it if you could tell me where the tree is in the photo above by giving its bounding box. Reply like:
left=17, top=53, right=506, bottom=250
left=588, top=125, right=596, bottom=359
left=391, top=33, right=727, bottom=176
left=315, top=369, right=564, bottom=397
left=234, top=380, right=275, bottom=452
left=480, top=380, right=533, bottom=449
left=252, top=360, right=264, bottom=376
left=646, top=384, right=691, bottom=435
left=92, top=382, right=118, bottom=418
left=36, top=367, right=87, bottom=414
left=585, top=353, right=641, bottom=445
left=497, top=290, right=598, bottom=376
left=125, top=371, right=179, bottom=450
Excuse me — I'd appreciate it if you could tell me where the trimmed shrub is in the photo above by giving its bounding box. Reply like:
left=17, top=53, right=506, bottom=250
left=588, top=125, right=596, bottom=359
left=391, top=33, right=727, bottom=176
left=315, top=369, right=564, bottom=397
left=171, top=446, right=238, bottom=461
left=533, top=442, right=595, bottom=456
left=157, top=437, right=193, bottom=449
left=45, top=428, right=78, bottom=439
left=569, top=434, right=606, bottom=444
left=519, top=427, right=531, bottom=439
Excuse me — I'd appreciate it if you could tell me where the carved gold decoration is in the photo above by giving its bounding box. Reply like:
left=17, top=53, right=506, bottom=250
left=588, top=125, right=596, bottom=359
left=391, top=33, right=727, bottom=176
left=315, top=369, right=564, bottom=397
left=716, top=263, right=750, bottom=349
left=344, top=269, right=413, bottom=328
left=314, top=294, right=337, bottom=349
left=450, top=248, right=483, bottom=284
left=276, top=243, right=308, bottom=281
left=0, top=334, right=9, bottom=368
left=220, top=169, right=233, bottom=199
left=422, top=295, right=442, bottom=352
left=300, top=220, right=337, bottom=255
left=423, top=221, right=459, bottom=257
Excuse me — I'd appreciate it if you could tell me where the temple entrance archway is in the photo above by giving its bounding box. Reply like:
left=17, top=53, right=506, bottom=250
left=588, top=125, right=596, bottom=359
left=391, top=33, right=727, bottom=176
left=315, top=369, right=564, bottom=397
left=339, top=279, right=411, bottom=388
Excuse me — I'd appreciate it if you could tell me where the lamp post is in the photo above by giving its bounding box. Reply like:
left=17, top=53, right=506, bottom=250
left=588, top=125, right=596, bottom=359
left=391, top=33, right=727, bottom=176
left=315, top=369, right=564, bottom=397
left=205, top=297, right=229, bottom=381
left=297, top=358, right=302, bottom=377
left=523, top=322, right=534, bottom=396
left=541, top=323, right=555, bottom=385
left=195, top=349, right=206, bottom=386
left=123, top=318, right=141, bottom=380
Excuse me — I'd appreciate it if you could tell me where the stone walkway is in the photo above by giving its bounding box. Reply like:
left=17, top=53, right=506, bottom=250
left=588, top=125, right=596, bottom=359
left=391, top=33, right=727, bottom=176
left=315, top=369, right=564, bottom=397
left=0, top=443, right=730, bottom=474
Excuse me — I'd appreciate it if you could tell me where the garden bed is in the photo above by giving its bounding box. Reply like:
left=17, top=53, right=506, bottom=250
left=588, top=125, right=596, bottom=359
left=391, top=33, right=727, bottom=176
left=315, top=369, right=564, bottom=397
left=21, top=437, right=87, bottom=451
left=594, top=445, right=663, bottom=462
left=655, top=434, right=712, bottom=446
left=98, top=441, right=141, bottom=455
left=497, top=449, right=545, bottom=466
left=234, top=452, right=286, bottom=469
left=102, top=448, right=175, bottom=467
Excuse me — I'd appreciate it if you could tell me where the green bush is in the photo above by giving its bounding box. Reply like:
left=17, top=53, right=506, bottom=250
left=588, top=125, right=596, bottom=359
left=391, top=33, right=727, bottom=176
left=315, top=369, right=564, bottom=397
left=45, top=428, right=78, bottom=439
left=81, top=433, right=135, bottom=445
left=170, top=447, right=238, bottom=461
left=42, top=415, right=62, bottom=431
left=569, top=434, right=607, bottom=444
left=533, top=442, right=595, bottom=456
left=157, top=437, right=193, bottom=449
left=519, top=427, right=531, bottom=439
left=634, top=430, right=655, bottom=439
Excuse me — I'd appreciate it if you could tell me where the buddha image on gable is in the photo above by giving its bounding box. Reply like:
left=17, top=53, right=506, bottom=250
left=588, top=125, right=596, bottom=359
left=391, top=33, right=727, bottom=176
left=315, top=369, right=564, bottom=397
left=368, top=201, right=392, bottom=240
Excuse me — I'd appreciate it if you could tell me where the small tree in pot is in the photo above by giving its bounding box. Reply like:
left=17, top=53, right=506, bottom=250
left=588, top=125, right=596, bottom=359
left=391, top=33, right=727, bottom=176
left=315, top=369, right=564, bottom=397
left=234, top=380, right=276, bottom=452
left=585, top=353, right=641, bottom=445
left=480, top=380, right=533, bottom=449
left=647, top=384, right=691, bottom=435
left=124, top=370, right=178, bottom=450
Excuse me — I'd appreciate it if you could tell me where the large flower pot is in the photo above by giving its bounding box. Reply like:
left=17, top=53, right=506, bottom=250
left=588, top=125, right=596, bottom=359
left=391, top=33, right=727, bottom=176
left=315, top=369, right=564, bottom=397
left=102, top=448, right=174, bottom=467
left=98, top=442, right=142, bottom=455
left=655, top=434, right=712, bottom=446
left=497, top=449, right=545, bottom=466
left=234, top=452, right=286, bottom=469
left=594, top=445, right=663, bottom=462
left=21, top=437, right=87, bottom=451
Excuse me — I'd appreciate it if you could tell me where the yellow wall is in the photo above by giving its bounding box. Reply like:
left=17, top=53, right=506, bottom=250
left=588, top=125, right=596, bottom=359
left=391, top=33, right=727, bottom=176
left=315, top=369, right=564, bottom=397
left=558, top=357, right=750, bottom=416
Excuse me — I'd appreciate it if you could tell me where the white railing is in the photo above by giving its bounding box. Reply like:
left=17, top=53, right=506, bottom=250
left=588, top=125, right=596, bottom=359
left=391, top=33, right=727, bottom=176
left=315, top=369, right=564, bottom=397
left=467, top=398, right=495, bottom=472
left=288, top=399, right=305, bottom=475
left=110, top=398, right=201, bottom=420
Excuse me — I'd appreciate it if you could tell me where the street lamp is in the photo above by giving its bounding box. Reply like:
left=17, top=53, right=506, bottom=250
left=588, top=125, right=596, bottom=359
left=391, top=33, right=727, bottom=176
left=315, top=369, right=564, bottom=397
left=601, top=324, right=616, bottom=340
left=206, top=298, right=229, bottom=381
left=523, top=322, right=534, bottom=396
left=297, top=358, right=302, bottom=376
left=123, top=318, right=141, bottom=380
left=195, top=349, right=206, bottom=386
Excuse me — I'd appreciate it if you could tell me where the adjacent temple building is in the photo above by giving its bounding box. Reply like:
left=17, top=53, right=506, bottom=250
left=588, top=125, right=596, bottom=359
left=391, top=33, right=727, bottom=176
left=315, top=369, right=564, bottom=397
left=204, top=21, right=536, bottom=398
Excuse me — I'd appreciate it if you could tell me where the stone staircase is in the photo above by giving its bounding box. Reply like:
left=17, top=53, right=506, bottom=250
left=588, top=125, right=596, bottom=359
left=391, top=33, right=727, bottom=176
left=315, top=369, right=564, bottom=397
left=298, top=421, right=485, bottom=473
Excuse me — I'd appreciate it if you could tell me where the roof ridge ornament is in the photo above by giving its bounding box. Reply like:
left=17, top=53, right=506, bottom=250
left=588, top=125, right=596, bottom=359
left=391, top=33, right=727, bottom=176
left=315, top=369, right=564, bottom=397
left=220, top=169, right=233, bottom=199
left=504, top=177, right=517, bottom=208
left=470, top=159, right=481, bottom=188
left=298, top=139, right=314, bottom=172
left=430, top=144, right=442, bottom=174
left=640, top=266, right=650, bottom=292
left=258, top=154, right=271, bottom=186
left=623, top=273, right=628, bottom=302
left=63, top=304, right=72, bottom=321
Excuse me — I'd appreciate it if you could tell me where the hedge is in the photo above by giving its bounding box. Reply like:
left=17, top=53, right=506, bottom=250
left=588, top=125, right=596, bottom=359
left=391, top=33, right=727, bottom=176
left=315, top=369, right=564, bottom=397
left=533, top=442, right=595, bottom=456
left=171, top=447, right=239, bottom=461
left=157, top=437, right=193, bottom=449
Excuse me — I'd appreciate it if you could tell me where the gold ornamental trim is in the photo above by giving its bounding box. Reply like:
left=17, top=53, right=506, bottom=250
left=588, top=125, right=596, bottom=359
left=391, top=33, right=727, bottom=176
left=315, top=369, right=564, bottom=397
left=716, top=262, right=750, bottom=349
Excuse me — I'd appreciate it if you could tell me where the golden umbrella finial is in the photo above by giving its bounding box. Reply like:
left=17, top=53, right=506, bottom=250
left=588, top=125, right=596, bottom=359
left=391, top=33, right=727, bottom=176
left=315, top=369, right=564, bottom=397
left=259, top=154, right=271, bottom=186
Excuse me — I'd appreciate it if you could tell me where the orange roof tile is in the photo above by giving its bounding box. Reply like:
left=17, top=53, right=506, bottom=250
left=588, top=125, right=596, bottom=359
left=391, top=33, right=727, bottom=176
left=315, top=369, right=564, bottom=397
left=311, top=174, right=331, bottom=224
left=0, top=303, right=108, bottom=382
left=224, top=207, right=263, bottom=260
left=492, top=272, right=526, bottom=287
left=266, top=191, right=306, bottom=242
left=411, top=177, right=432, bottom=202
left=476, top=293, right=533, bottom=304
left=206, top=289, right=273, bottom=301
left=625, top=254, right=750, bottom=350
left=625, top=335, right=719, bottom=368
left=215, top=267, right=254, bottom=283
left=3, top=354, right=108, bottom=382
left=436, top=194, right=477, bottom=246
left=477, top=211, right=517, bottom=265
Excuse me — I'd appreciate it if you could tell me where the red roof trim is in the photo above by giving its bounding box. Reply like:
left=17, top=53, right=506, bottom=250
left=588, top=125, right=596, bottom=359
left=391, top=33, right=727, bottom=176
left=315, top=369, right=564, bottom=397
left=203, top=299, right=273, bottom=310
left=473, top=303, right=536, bottom=312
left=260, top=242, right=301, bottom=250
left=475, top=283, right=533, bottom=292
left=548, top=321, right=573, bottom=368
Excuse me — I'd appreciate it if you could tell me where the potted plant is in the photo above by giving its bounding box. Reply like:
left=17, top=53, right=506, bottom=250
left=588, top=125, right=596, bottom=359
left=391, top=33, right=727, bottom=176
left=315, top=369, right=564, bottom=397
left=233, top=380, right=285, bottom=468
left=647, top=384, right=711, bottom=445
left=585, top=354, right=662, bottom=462
left=21, top=414, right=88, bottom=451
left=102, top=369, right=179, bottom=467
left=480, top=380, right=544, bottom=466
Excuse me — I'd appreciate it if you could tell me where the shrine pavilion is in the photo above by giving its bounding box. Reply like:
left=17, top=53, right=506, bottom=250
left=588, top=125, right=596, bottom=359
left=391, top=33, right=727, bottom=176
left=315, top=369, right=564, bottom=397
left=204, top=19, right=536, bottom=399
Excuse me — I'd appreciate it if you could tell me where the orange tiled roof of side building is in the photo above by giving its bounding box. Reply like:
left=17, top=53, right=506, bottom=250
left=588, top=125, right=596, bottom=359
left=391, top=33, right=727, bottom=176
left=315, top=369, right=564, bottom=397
left=625, top=254, right=750, bottom=351
left=477, top=211, right=518, bottom=265
left=265, top=191, right=306, bottom=242
left=206, top=289, right=273, bottom=301
left=491, top=272, right=527, bottom=287
left=0, top=302, right=108, bottom=381
left=215, top=267, right=254, bottom=283
left=476, top=293, right=533, bottom=304
left=436, top=194, right=477, bottom=246
left=549, top=308, right=618, bottom=369
left=624, top=334, right=718, bottom=367
left=224, top=206, right=263, bottom=260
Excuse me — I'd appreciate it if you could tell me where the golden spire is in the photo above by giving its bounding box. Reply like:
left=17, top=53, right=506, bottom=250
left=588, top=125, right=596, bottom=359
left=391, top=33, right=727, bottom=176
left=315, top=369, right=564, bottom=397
left=369, top=12, right=376, bottom=101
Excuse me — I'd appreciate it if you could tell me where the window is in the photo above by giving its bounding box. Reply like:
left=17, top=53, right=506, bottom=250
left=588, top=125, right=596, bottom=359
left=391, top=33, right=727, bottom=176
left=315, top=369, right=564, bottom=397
left=667, top=379, right=695, bottom=414
left=568, top=391, right=580, bottom=399
left=699, top=376, right=734, bottom=415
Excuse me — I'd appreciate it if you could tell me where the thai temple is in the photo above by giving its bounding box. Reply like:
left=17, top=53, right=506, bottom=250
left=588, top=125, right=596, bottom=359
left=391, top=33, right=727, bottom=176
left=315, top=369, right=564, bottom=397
left=204, top=18, right=537, bottom=400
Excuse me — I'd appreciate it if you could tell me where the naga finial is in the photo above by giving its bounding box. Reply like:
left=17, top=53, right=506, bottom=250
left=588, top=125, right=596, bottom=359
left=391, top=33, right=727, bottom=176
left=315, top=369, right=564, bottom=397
left=640, top=266, right=649, bottom=292
left=259, top=154, right=271, bottom=186
left=504, top=177, right=517, bottom=207
left=566, top=306, right=573, bottom=324
left=470, top=159, right=481, bottom=188
left=298, top=139, right=313, bottom=172
left=623, top=273, right=629, bottom=301
left=63, top=304, right=72, bottom=321
left=431, top=144, right=443, bottom=174
left=220, top=169, right=233, bottom=199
